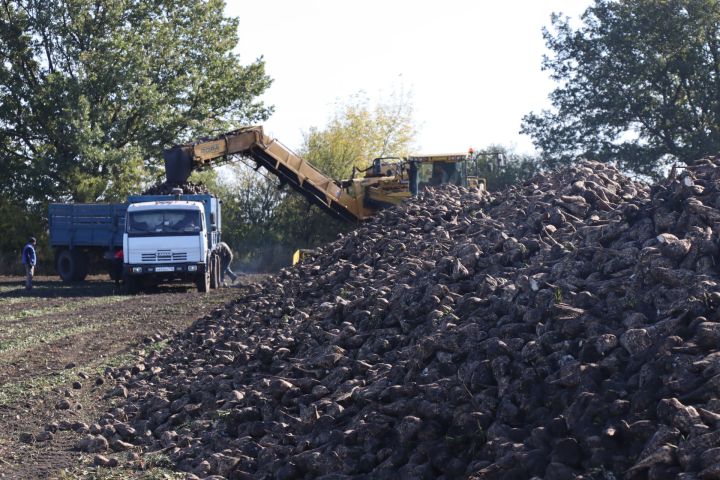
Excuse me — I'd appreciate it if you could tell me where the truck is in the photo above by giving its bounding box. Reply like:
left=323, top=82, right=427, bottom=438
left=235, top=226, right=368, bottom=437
left=48, top=192, right=223, bottom=293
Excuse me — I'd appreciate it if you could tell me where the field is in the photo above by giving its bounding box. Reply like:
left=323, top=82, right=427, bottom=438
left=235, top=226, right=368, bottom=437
left=0, top=274, right=257, bottom=479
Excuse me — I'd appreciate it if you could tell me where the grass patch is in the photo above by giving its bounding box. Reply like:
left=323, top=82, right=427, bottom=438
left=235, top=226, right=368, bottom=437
left=0, top=296, right=41, bottom=306
left=146, top=339, right=169, bottom=353
left=0, top=296, right=127, bottom=323
left=0, top=368, right=78, bottom=406
left=0, top=348, right=141, bottom=407
left=143, top=453, right=175, bottom=470
left=0, top=323, right=104, bottom=356
left=0, top=284, right=24, bottom=294
left=58, top=466, right=184, bottom=480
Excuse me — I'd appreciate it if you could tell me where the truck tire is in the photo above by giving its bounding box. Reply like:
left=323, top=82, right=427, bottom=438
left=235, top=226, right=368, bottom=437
left=56, top=249, right=89, bottom=282
left=108, top=260, right=122, bottom=282
left=215, top=255, right=222, bottom=288
left=210, top=254, right=219, bottom=289
left=124, top=274, right=141, bottom=294
left=196, top=266, right=210, bottom=293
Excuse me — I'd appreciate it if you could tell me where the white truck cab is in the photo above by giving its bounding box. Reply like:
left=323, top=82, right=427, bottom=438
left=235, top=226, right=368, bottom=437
left=122, top=195, right=222, bottom=293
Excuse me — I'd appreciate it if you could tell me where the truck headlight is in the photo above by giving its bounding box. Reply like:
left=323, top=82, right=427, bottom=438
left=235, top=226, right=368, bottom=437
left=188, top=265, right=198, bottom=272
left=132, top=267, right=143, bottom=273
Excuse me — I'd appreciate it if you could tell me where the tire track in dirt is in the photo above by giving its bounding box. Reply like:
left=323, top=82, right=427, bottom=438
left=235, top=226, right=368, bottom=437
left=0, top=295, right=126, bottom=325
left=0, top=298, right=129, bottom=354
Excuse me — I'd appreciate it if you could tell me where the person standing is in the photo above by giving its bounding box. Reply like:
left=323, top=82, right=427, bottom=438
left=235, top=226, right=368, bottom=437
left=22, top=237, right=37, bottom=290
left=217, top=241, right=238, bottom=285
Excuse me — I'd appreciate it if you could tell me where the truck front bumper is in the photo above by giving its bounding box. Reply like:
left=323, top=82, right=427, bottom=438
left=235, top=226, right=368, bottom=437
left=125, top=263, right=203, bottom=276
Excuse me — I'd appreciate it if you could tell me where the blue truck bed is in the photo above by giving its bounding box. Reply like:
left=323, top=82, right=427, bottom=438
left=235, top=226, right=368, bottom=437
left=49, top=194, right=220, bottom=251
left=48, top=203, right=127, bottom=249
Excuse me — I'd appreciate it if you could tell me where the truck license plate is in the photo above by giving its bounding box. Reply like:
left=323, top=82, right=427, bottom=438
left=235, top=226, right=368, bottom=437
left=155, top=266, right=174, bottom=272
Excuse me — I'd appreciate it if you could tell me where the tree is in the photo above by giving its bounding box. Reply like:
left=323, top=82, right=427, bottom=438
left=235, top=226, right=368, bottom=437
left=521, top=0, right=720, bottom=178
left=0, top=0, right=272, bottom=203
left=301, top=91, right=417, bottom=179
left=0, top=198, right=45, bottom=273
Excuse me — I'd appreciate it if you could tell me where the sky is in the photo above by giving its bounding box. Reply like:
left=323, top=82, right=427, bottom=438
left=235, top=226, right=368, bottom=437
left=226, top=0, right=592, bottom=155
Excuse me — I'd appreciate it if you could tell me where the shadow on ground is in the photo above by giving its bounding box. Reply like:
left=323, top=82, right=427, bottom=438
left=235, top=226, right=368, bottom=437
left=0, top=276, right=202, bottom=299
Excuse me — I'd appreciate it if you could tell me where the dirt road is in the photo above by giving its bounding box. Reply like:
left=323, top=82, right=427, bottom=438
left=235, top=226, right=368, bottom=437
left=0, top=274, right=256, bottom=479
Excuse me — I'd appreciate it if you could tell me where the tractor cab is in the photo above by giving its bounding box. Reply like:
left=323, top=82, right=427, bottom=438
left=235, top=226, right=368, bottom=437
left=406, top=153, right=473, bottom=194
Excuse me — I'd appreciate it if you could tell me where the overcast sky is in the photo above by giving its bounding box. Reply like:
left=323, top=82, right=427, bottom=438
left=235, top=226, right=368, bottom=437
left=226, top=0, right=592, bottom=155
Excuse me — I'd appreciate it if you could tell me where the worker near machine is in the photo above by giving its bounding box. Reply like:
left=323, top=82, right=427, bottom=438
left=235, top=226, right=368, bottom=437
left=21, top=236, right=37, bottom=291
left=217, top=242, right=238, bottom=285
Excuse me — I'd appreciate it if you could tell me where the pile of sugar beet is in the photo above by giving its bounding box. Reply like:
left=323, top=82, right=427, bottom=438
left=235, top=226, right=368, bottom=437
left=142, top=180, right=210, bottom=195
left=83, top=159, right=720, bottom=479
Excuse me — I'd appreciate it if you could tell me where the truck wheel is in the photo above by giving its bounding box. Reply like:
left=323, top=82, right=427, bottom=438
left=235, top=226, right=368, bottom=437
left=56, top=250, right=89, bottom=282
left=215, top=256, right=222, bottom=288
left=124, top=274, right=140, bottom=294
left=72, top=251, right=89, bottom=281
left=108, top=258, right=122, bottom=282
left=210, top=255, right=219, bottom=289
left=196, top=267, right=210, bottom=293
left=109, top=264, right=121, bottom=282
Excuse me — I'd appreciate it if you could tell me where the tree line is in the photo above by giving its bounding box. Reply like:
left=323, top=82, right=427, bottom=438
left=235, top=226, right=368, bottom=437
left=2, top=0, right=719, bottom=273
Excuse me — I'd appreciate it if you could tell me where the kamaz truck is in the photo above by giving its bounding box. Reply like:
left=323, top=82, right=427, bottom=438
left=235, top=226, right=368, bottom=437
left=48, top=192, right=223, bottom=293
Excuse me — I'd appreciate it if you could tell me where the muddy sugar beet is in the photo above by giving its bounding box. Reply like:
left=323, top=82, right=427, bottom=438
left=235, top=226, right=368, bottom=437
left=142, top=180, right=210, bottom=195
left=95, top=159, right=720, bottom=479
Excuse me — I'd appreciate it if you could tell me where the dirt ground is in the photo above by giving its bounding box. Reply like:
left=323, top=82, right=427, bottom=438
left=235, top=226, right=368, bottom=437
left=0, top=274, right=264, bottom=479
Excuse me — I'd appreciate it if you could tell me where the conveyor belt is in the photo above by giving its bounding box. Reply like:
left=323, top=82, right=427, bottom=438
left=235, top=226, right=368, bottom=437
left=164, top=126, right=362, bottom=222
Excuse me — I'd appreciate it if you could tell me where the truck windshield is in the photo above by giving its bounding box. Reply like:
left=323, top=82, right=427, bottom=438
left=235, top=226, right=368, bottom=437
left=127, top=210, right=201, bottom=234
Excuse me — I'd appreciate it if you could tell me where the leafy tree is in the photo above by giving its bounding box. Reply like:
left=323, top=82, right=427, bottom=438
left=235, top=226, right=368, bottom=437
left=521, top=0, right=720, bottom=178
left=302, top=91, right=417, bottom=179
left=0, top=0, right=272, bottom=203
left=0, top=199, right=46, bottom=273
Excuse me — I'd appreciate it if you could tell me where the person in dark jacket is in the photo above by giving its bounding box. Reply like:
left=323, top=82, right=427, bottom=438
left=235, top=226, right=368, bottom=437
left=217, top=241, right=238, bottom=285
left=21, top=237, right=37, bottom=290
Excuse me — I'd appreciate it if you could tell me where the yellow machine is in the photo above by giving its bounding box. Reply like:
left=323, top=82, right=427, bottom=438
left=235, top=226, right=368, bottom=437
left=292, top=248, right=319, bottom=265
left=164, top=126, right=492, bottom=223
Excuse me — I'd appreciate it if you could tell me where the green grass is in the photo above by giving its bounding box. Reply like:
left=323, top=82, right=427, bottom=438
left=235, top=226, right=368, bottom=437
left=59, top=466, right=185, bottom=480
left=0, top=347, right=146, bottom=407
left=0, top=296, right=127, bottom=323
left=0, top=296, right=42, bottom=306
left=0, top=296, right=130, bottom=354
left=0, top=367, right=80, bottom=406
left=0, top=323, right=105, bottom=355
left=56, top=450, right=183, bottom=479
left=145, top=340, right=169, bottom=353
left=0, top=284, right=24, bottom=294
